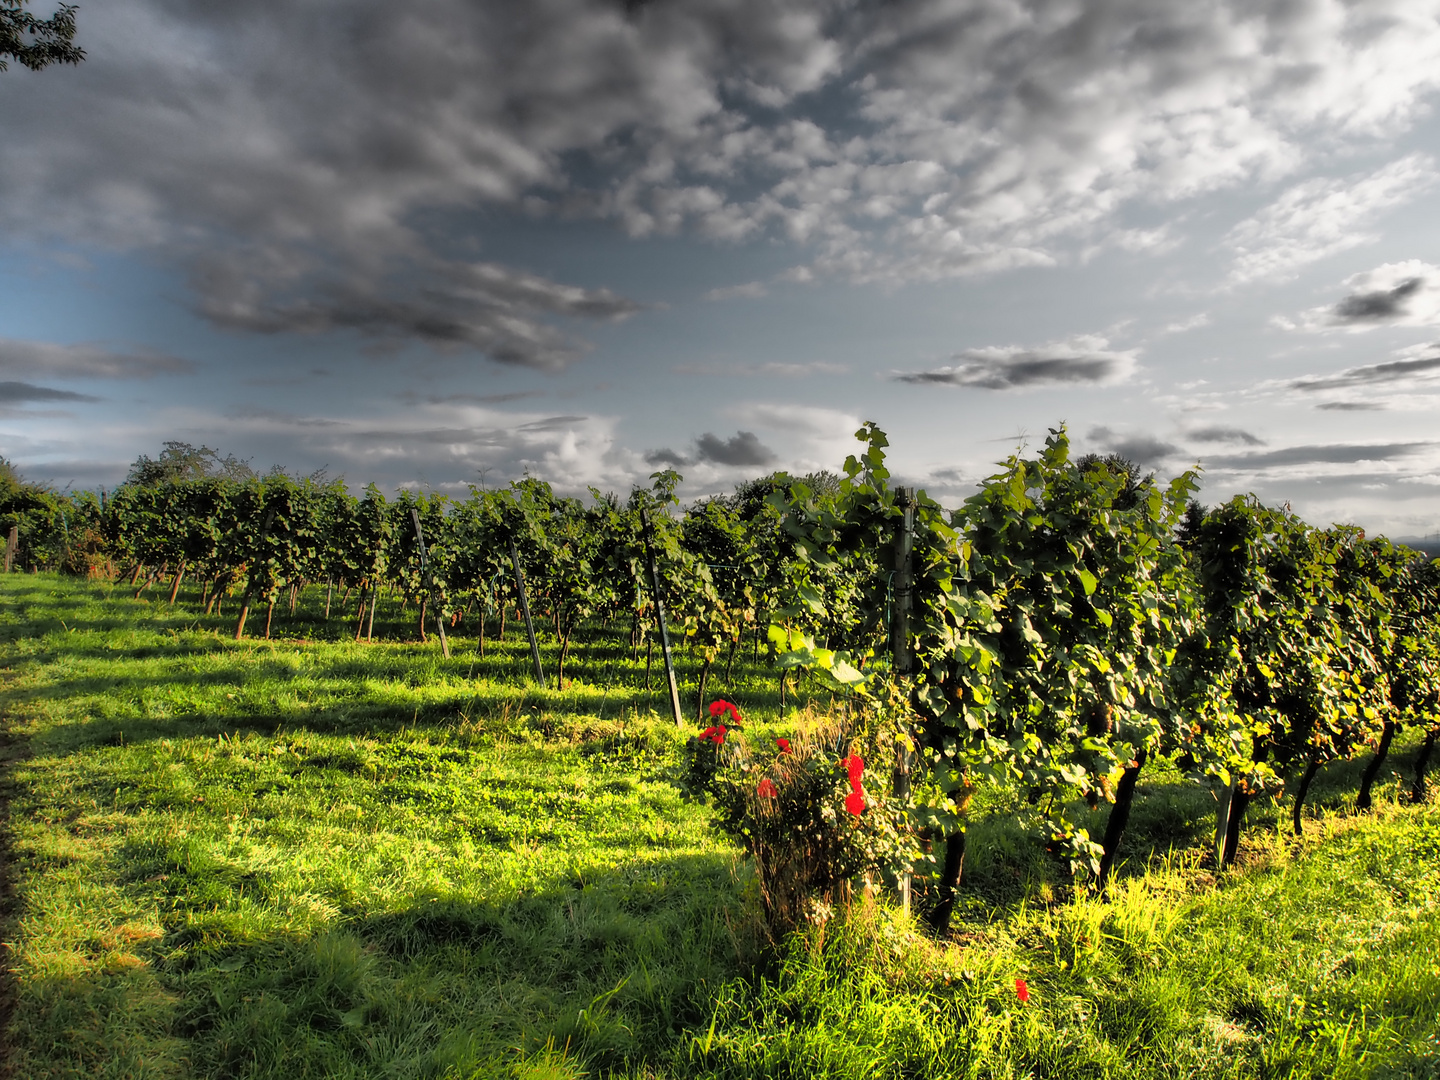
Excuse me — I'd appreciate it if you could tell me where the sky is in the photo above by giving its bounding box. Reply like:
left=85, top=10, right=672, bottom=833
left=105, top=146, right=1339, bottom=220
left=4, top=0, right=1440, bottom=540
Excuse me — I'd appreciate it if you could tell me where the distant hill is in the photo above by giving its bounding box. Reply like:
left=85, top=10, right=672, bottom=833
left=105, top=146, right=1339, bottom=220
left=1388, top=537, right=1440, bottom=560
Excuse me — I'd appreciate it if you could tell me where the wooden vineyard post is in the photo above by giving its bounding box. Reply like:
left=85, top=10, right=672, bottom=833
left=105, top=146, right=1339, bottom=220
left=234, top=508, right=276, bottom=641
left=508, top=538, right=546, bottom=688
left=640, top=508, right=685, bottom=728
left=1213, top=782, right=1235, bottom=868
left=4, top=526, right=16, bottom=574
left=410, top=509, right=450, bottom=659
left=890, top=486, right=916, bottom=915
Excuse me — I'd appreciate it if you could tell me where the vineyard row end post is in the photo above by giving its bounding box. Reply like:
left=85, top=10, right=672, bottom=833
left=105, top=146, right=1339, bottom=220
left=4, top=525, right=16, bottom=573
left=509, top=537, right=546, bottom=689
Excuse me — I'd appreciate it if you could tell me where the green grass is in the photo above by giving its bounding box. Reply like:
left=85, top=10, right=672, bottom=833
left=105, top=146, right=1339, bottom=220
left=2, top=573, right=1439, bottom=1079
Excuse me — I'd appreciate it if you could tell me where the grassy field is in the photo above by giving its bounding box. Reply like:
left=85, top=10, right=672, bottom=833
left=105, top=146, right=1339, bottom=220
left=1, top=572, right=1438, bottom=1079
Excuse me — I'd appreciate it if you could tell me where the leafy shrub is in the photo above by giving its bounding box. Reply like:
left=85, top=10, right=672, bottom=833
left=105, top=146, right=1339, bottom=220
left=676, top=699, right=917, bottom=939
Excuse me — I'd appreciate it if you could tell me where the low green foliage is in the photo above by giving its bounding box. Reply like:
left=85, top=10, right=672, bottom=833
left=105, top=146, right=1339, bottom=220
left=676, top=697, right=916, bottom=939
left=3, top=574, right=1439, bottom=1079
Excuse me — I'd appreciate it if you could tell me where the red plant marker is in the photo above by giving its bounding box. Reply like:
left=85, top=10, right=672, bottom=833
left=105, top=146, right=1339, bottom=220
left=844, top=790, right=865, bottom=816
left=776, top=738, right=791, bottom=754
left=844, top=754, right=865, bottom=783
left=757, top=777, right=778, bottom=798
left=1015, top=978, right=1030, bottom=1004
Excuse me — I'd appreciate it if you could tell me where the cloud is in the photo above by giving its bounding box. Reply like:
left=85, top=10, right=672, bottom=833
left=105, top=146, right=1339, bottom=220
left=1187, top=426, right=1264, bottom=446
left=745, top=403, right=859, bottom=436
left=675, top=359, right=847, bottom=377
left=263, top=407, right=651, bottom=493
left=1316, top=401, right=1386, bottom=411
left=7, top=0, right=1440, bottom=330
left=0, top=381, right=101, bottom=404
left=1088, top=427, right=1179, bottom=467
left=517, top=415, right=589, bottom=432
left=1161, top=313, right=1211, bottom=336
left=1207, top=442, right=1430, bottom=469
left=223, top=405, right=346, bottom=428
left=645, top=447, right=689, bottom=468
left=1281, top=262, right=1440, bottom=333
left=0, top=338, right=194, bottom=379
left=411, top=390, right=546, bottom=406
left=1332, top=277, right=1425, bottom=322
left=1285, top=345, right=1440, bottom=394
left=896, top=337, right=1138, bottom=390
left=191, top=255, right=643, bottom=370
left=1224, top=156, right=1439, bottom=285
left=702, top=281, right=768, bottom=302
left=694, top=430, right=776, bottom=467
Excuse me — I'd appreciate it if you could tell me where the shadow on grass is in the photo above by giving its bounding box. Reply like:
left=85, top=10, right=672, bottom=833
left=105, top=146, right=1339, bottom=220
left=12, top=844, right=748, bottom=1080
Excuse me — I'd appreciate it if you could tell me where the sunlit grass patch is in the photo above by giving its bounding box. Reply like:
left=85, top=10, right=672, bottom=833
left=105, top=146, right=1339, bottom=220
left=3, top=572, right=1439, bottom=1079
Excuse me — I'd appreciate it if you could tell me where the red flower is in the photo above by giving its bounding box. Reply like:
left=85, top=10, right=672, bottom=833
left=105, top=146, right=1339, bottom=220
left=776, top=738, right=792, bottom=754
left=757, top=777, right=778, bottom=798
left=839, top=754, right=867, bottom=815
left=1015, top=978, right=1030, bottom=1004
left=843, top=754, right=865, bottom=784
left=698, top=725, right=727, bottom=746
left=709, top=700, right=743, bottom=724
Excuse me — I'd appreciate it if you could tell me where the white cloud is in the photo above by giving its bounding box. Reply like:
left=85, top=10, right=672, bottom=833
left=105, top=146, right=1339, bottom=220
left=1223, top=156, right=1439, bottom=285
left=1161, top=313, right=1212, bottom=335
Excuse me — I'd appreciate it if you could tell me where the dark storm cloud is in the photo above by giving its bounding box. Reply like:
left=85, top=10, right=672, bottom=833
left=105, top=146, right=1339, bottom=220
left=1286, top=263, right=1440, bottom=332
left=224, top=405, right=346, bottom=428
left=1206, top=443, right=1429, bottom=469
left=1088, top=427, right=1178, bottom=466
left=418, top=391, right=547, bottom=406
left=1288, top=353, right=1440, bottom=392
left=0, top=338, right=193, bottom=379
left=1331, top=277, right=1425, bottom=323
left=645, top=448, right=690, bottom=468
left=1316, top=401, right=1386, bottom=411
left=191, top=256, right=643, bottom=371
left=1187, top=426, right=1264, bottom=446
left=896, top=342, right=1137, bottom=390
left=4, top=0, right=1439, bottom=342
left=694, top=430, right=776, bottom=467
left=518, top=415, right=589, bottom=432
left=0, top=381, right=100, bottom=404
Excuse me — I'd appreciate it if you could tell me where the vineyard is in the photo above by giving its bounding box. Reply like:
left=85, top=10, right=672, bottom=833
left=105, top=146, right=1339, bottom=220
left=1, top=425, right=1439, bottom=1077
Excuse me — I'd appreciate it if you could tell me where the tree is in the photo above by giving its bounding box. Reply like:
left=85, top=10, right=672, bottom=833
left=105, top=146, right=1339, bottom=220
left=126, top=442, right=255, bottom=487
left=1, top=0, right=84, bottom=71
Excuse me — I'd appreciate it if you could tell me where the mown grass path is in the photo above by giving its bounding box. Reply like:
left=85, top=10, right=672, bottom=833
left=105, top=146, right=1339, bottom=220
left=1, top=574, right=1438, bottom=1079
